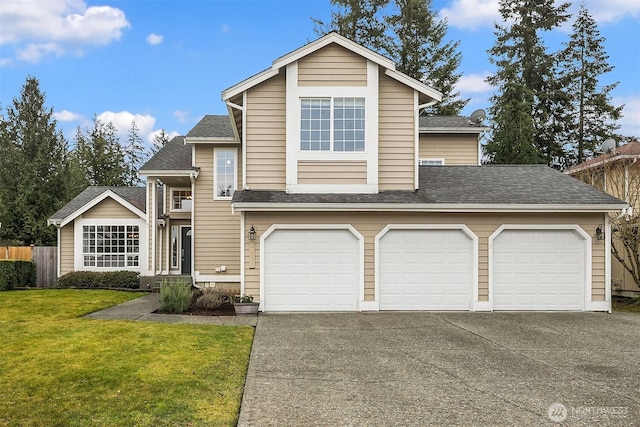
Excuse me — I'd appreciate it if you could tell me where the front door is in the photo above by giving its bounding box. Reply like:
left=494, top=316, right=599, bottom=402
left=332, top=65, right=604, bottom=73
left=181, top=227, right=192, bottom=274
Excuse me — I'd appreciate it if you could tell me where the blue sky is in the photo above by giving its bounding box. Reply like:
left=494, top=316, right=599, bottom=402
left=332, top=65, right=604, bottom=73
left=1, top=0, right=639, bottom=148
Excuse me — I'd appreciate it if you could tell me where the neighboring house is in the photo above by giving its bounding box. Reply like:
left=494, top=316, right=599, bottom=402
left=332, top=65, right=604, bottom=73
left=49, top=33, right=627, bottom=312
left=567, top=141, right=640, bottom=292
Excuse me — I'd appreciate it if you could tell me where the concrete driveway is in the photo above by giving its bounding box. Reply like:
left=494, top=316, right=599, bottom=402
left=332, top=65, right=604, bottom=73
left=238, top=312, right=640, bottom=426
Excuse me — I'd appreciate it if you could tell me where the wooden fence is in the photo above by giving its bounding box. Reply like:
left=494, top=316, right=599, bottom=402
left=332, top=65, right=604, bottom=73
left=1, top=246, right=58, bottom=288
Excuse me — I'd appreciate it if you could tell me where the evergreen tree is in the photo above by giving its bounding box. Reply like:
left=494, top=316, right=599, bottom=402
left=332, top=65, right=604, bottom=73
left=0, top=77, right=72, bottom=245
left=152, top=129, right=171, bottom=154
left=385, top=0, right=468, bottom=115
left=560, top=3, right=622, bottom=164
left=312, top=0, right=390, bottom=52
left=74, top=117, right=128, bottom=186
left=124, top=120, right=148, bottom=186
left=486, top=0, right=570, bottom=165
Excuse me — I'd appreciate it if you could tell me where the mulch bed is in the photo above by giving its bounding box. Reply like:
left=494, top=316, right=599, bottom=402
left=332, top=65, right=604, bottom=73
left=156, top=293, right=237, bottom=316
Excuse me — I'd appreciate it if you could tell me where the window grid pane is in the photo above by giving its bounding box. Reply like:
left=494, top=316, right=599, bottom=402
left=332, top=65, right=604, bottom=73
left=334, top=97, right=365, bottom=152
left=82, top=224, right=139, bottom=268
left=301, top=98, right=330, bottom=151
left=216, top=149, right=236, bottom=197
left=172, top=190, right=192, bottom=210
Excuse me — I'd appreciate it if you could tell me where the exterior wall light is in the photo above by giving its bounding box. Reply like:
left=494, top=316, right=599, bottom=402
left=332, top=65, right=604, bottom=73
left=595, top=225, right=604, bottom=240
left=249, top=225, right=256, bottom=241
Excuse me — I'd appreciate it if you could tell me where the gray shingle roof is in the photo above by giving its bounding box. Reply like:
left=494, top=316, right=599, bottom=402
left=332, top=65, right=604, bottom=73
left=419, top=116, right=486, bottom=130
left=140, top=136, right=193, bottom=171
left=49, top=186, right=146, bottom=223
left=186, top=115, right=236, bottom=139
left=232, top=165, right=626, bottom=207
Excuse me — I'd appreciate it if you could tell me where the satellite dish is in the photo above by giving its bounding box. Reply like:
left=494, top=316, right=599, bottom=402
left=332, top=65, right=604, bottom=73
left=469, top=109, right=486, bottom=125
left=600, top=138, right=616, bottom=154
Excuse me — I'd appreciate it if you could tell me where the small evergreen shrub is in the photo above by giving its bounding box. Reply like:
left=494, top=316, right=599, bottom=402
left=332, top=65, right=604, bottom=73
left=195, top=288, right=231, bottom=310
left=159, top=278, right=192, bottom=313
left=0, top=260, right=35, bottom=290
left=57, top=271, right=140, bottom=289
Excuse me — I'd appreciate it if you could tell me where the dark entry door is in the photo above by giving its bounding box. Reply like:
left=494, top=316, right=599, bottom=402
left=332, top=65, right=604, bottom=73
left=181, top=227, right=192, bottom=274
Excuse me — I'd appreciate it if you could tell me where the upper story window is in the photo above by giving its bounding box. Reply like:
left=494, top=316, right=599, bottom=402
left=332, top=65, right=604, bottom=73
left=300, top=97, right=365, bottom=152
left=214, top=148, right=237, bottom=200
left=171, top=189, right=192, bottom=211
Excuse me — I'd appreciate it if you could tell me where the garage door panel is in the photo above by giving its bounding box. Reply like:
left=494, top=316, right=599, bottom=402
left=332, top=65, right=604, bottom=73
left=492, top=229, right=585, bottom=311
left=379, top=229, right=474, bottom=311
left=264, top=229, right=359, bottom=311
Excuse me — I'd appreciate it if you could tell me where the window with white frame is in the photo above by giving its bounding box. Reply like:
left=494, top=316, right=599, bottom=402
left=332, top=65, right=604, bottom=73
left=82, top=225, right=139, bottom=268
left=300, top=97, right=365, bottom=152
left=171, top=189, right=192, bottom=211
left=214, top=148, right=237, bottom=199
left=418, top=158, right=445, bottom=166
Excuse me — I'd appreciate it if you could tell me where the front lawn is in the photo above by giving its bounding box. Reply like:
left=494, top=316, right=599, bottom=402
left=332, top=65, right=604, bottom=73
left=0, top=290, right=254, bottom=427
left=612, top=295, right=640, bottom=313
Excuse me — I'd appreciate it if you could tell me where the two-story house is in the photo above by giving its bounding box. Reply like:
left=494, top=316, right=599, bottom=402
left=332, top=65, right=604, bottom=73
left=49, top=33, right=627, bottom=312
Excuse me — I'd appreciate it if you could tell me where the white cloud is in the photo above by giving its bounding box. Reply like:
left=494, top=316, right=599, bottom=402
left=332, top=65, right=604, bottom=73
left=455, top=72, right=493, bottom=94
left=54, top=109, right=82, bottom=122
left=97, top=111, right=157, bottom=143
left=0, top=0, right=129, bottom=64
left=586, top=0, right=640, bottom=23
left=440, top=0, right=501, bottom=30
left=615, top=96, right=640, bottom=138
left=146, top=33, right=163, bottom=45
left=173, top=110, right=189, bottom=123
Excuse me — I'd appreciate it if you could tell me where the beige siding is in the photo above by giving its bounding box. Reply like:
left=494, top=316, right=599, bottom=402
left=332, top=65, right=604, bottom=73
left=419, top=134, right=479, bottom=165
left=246, top=73, right=286, bottom=190
left=378, top=71, right=415, bottom=190
left=147, top=182, right=154, bottom=272
left=192, top=145, right=241, bottom=276
left=59, top=222, right=74, bottom=275
left=297, top=160, right=367, bottom=184
left=298, top=44, right=367, bottom=86
left=244, top=212, right=606, bottom=305
left=83, top=197, right=139, bottom=219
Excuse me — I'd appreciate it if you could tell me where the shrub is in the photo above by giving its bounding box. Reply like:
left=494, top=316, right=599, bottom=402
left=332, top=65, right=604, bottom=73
left=0, top=260, right=35, bottom=290
left=57, top=271, right=140, bottom=289
left=195, top=288, right=231, bottom=310
left=159, top=278, right=192, bottom=313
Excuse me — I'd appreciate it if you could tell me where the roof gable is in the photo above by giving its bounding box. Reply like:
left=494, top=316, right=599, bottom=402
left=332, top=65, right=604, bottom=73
left=222, top=32, right=442, bottom=102
left=48, top=187, right=146, bottom=227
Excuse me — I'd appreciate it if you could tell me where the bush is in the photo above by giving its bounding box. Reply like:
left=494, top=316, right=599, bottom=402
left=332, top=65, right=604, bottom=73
left=0, top=260, right=36, bottom=290
left=195, top=288, right=231, bottom=310
left=159, top=278, right=192, bottom=313
left=57, top=271, right=140, bottom=289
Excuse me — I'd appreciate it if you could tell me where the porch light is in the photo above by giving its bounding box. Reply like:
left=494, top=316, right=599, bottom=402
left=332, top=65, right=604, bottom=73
left=249, top=225, right=256, bottom=241
left=595, top=225, right=604, bottom=240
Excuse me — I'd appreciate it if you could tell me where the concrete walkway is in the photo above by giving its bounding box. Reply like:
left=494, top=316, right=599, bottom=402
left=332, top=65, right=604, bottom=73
left=84, top=293, right=258, bottom=326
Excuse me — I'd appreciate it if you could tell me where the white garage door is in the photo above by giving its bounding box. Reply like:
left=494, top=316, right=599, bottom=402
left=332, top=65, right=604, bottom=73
left=492, top=229, right=586, bottom=310
left=379, top=229, right=474, bottom=310
left=263, top=229, right=360, bottom=311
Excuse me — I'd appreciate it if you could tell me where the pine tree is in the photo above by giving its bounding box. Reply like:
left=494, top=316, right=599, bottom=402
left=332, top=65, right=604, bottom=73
left=486, top=0, right=570, bottom=165
left=124, top=120, right=148, bottom=186
left=312, top=0, right=390, bottom=52
left=0, top=77, right=72, bottom=245
left=385, top=0, right=468, bottom=115
left=152, top=129, right=171, bottom=154
left=560, top=3, right=622, bottom=164
left=74, top=117, right=128, bottom=186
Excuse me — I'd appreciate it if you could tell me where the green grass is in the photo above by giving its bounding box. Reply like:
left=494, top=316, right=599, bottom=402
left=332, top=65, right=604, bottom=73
left=0, top=290, right=254, bottom=427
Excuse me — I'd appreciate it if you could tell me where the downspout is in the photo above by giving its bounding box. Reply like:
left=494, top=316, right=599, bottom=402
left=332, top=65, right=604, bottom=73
left=190, top=171, right=197, bottom=286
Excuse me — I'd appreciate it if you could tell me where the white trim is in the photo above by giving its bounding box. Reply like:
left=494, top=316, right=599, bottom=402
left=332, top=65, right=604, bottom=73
left=233, top=202, right=627, bottom=213
left=150, top=180, right=156, bottom=274
left=222, top=68, right=280, bottom=101
left=384, top=69, right=442, bottom=101
left=477, top=133, right=482, bottom=166
left=605, top=213, right=612, bottom=313
left=240, top=212, right=245, bottom=295
left=374, top=224, right=479, bottom=312
left=190, top=175, right=195, bottom=278
left=170, top=225, right=179, bottom=269
left=259, top=224, right=365, bottom=312
left=285, top=62, right=298, bottom=187
left=242, top=91, right=248, bottom=189
left=184, top=137, right=240, bottom=144
left=58, top=190, right=146, bottom=227
left=139, top=169, right=198, bottom=177
left=194, top=272, right=241, bottom=283
left=213, top=147, right=238, bottom=201
left=488, top=224, right=593, bottom=312
left=286, top=184, right=378, bottom=194
left=414, top=91, right=419, bottom=190
left=179, top=225, right=192, bottom=275
left=419, top=127, right=488, bottom=134
left=73, top=218, right=147, bottom=273
left=56, top=227, right=61, bottom=278
left=367, top=60, right=379, bottom=187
